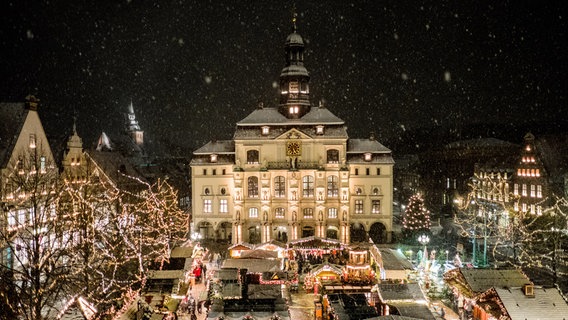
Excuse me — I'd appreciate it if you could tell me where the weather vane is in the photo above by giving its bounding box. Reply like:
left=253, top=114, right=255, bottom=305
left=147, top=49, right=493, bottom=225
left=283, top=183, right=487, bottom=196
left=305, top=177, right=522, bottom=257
left=291, top=3, right=297, bottom=31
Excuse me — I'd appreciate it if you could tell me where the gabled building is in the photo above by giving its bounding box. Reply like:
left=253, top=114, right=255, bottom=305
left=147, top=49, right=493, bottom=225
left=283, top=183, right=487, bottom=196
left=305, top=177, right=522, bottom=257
left=0, top=97, right=57, bottom=266
left=190, top=20, right=394, bottom=245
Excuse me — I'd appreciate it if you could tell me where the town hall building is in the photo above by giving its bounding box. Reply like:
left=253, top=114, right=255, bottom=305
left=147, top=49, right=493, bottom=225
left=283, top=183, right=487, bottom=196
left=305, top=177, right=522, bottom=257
left=190, top=22, right=394, bottom=245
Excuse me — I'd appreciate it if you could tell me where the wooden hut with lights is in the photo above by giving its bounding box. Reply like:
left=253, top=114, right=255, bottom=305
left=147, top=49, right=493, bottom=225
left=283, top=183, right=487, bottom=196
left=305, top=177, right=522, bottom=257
left=344, top=245, right=375, bottom=285
left=228, top=242, right=254, bottom=258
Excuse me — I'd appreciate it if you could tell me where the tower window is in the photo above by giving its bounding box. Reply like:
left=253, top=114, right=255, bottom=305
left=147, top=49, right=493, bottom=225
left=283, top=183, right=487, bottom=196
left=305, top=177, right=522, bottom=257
left=289, top=106, right=299, bottom=114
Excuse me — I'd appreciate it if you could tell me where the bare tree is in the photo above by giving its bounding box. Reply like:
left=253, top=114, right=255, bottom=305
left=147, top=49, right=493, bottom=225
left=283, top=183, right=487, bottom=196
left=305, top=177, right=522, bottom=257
left=0, top=146, right=71, bottom=320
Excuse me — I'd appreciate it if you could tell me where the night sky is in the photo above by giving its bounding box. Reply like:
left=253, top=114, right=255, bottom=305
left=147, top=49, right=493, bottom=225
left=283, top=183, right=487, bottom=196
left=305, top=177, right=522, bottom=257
left=1, top=0, right=566, bottom=155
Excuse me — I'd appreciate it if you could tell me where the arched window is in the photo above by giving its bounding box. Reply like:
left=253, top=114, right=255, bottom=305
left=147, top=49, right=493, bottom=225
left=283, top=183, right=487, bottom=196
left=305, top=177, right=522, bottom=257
left=248, top=176, right=259, bottom=198
left=303, top=208, right=314, bottom=218
left=327, top=175, right=339, bottom=197
left=327, top=149, right=339, bottom=163
left=247, top=150, right=259, bottom=164
left=274, top=176, right=286, bottom=198
left=302, top=175, right=314, bottom=197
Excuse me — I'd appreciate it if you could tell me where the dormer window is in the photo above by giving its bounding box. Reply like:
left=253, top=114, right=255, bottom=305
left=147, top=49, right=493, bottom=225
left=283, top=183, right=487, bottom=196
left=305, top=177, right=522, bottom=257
left=289, top=106, right=299, bottom=114
left=316, top=125, right=324, bottom=135
left=210, top=154, right=218, bottom=163
left=364, top=153, right=372, bottom=161
left=261, top=126, right=270, bottom=135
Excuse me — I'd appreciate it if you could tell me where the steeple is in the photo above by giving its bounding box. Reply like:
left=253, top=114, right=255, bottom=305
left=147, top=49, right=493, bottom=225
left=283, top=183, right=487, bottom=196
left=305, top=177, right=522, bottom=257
left=278, top=9, right=311, bottom=119
left=125, top=100, right=144, bottom=145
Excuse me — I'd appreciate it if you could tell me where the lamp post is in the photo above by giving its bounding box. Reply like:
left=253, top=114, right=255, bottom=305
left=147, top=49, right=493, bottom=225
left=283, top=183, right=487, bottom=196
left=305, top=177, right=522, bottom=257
left=417, top=234, right=431, bottom=289
left=417, top=234, right=430, bottom=266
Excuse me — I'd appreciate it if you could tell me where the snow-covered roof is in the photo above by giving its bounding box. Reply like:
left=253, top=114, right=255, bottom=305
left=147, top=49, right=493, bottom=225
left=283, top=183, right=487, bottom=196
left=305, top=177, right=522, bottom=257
left=458, top=269, right=531, bottom=293
left=233, top=125, right=348, bottom=140
left=347, top=139, right=392, bottom=153
left=280, top=64, right=309, bottom=77
left=237, top=106, right=345, bottom=126
left=193, top=140, right=235, bottom=154
left=0, top=102, right=28, bottom=168
left=495, top=287, right=568, bottom=320
left=377, top=283, right=425, bottom=302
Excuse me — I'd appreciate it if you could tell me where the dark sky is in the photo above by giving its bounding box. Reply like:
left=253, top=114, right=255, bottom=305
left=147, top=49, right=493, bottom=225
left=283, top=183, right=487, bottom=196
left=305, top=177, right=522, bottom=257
left=1, top=0, right=566, bottom=155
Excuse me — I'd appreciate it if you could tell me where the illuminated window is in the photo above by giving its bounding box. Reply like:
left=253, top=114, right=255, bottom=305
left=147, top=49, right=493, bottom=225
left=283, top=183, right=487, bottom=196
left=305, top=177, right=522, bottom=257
left=536, top=169, right=540, bottom=177
left=274, top=207, right=285, bottom=219
left=355, top=200, right=364, bottom=214
left=302, top=175, right=314, bottom=197
left=372, top=200, right=381, bottom=214
left=530, top=204, right=535, bottom=214
left=530, top=185, right=535, bottom=197
left=316, top=125, right=324, bottom=135
left=7, top=211, right=16, bottom=227
left=261, top=126, right=270, bottom=135
left=248, top=207, right=259, bottom=218
left=522, top=184, right=527, bottom=196
left=327, top=149, right=339, bottom=163
left=537, top=185, right=542, bottom=198
left=203, top=200, right=212, bottom=213
left=210, top=154, right=218, bottom=162
left=327, top=175, right=339, bottom=197
left=522, top=203, right=527, bottom=212
left=248, top=176, right=259, bottom=198
left=39, top=156, right=46, bottom=174
left=289, top=81, right=299, bottom=93
left=274, top=176, right=286, bottom=198
left=29, top=134, right=36, bottom=148
left=219, top=199, right=228, bottom=213
left=537, top=206, right=542, bottom=215
left=514, top=202, right=519, bottom=211
left=303, top=208, right=314, bottom=218
left=328, top=208, right=338, bottom=219
left=364, top=153, right=372, bottom=161
left=514, top=183, right=519, bottom=195
left=289, top=106, right=299, bottom=114
left=247, top=150, right=259, bottom=164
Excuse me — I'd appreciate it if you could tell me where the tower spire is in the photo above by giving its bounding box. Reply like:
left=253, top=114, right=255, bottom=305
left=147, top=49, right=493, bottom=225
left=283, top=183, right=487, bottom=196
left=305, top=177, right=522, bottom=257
left=278, top=8, right=311, bottom=119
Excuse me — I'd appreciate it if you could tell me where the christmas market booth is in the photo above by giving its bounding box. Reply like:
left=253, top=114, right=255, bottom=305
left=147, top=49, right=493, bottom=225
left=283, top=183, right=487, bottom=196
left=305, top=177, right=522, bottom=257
left=344, top=245, right=375, bottom=285
left=255, top=239, right=287, bottom=258
left=228, top=242, right=254, bottom=258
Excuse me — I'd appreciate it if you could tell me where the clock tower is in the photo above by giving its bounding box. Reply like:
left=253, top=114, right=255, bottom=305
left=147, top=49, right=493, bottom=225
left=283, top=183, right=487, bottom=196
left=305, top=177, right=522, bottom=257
left=278, top=13, right=311, bottom=119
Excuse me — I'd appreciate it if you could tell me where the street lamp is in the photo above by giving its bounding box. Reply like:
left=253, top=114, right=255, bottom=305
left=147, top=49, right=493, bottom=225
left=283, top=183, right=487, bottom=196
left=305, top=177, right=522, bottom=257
left=417, top=234, right=430, bottom=266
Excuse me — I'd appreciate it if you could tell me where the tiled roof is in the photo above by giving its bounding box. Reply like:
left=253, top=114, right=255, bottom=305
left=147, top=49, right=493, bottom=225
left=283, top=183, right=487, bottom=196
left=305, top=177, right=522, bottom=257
left=347, top=139, right=392, bottom=153
left=85, top=149, right=146, bottom=186
left=237, top=106, right=344, bottom=126
left=233, top=125, right=348, bottom=140
left=193, top=140, right=235, bottom=154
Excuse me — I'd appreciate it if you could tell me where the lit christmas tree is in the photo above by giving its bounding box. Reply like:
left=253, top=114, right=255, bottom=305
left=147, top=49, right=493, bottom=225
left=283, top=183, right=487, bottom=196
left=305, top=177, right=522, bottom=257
left=402, top=193, right=431, bottom=235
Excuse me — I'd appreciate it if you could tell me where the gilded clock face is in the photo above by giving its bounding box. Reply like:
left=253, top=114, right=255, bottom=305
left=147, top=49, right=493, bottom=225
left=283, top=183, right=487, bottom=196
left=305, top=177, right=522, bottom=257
left=286, top=141, right=301, bottom=156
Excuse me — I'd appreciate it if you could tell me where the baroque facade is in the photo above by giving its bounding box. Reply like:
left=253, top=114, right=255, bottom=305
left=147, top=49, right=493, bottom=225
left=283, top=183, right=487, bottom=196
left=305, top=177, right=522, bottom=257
left=191, top=24, right=394, bottom=245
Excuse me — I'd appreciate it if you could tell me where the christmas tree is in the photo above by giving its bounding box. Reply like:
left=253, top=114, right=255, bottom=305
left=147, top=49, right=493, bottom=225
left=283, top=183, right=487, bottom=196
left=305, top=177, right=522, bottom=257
left=402, top=193, right=431, bottom=235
